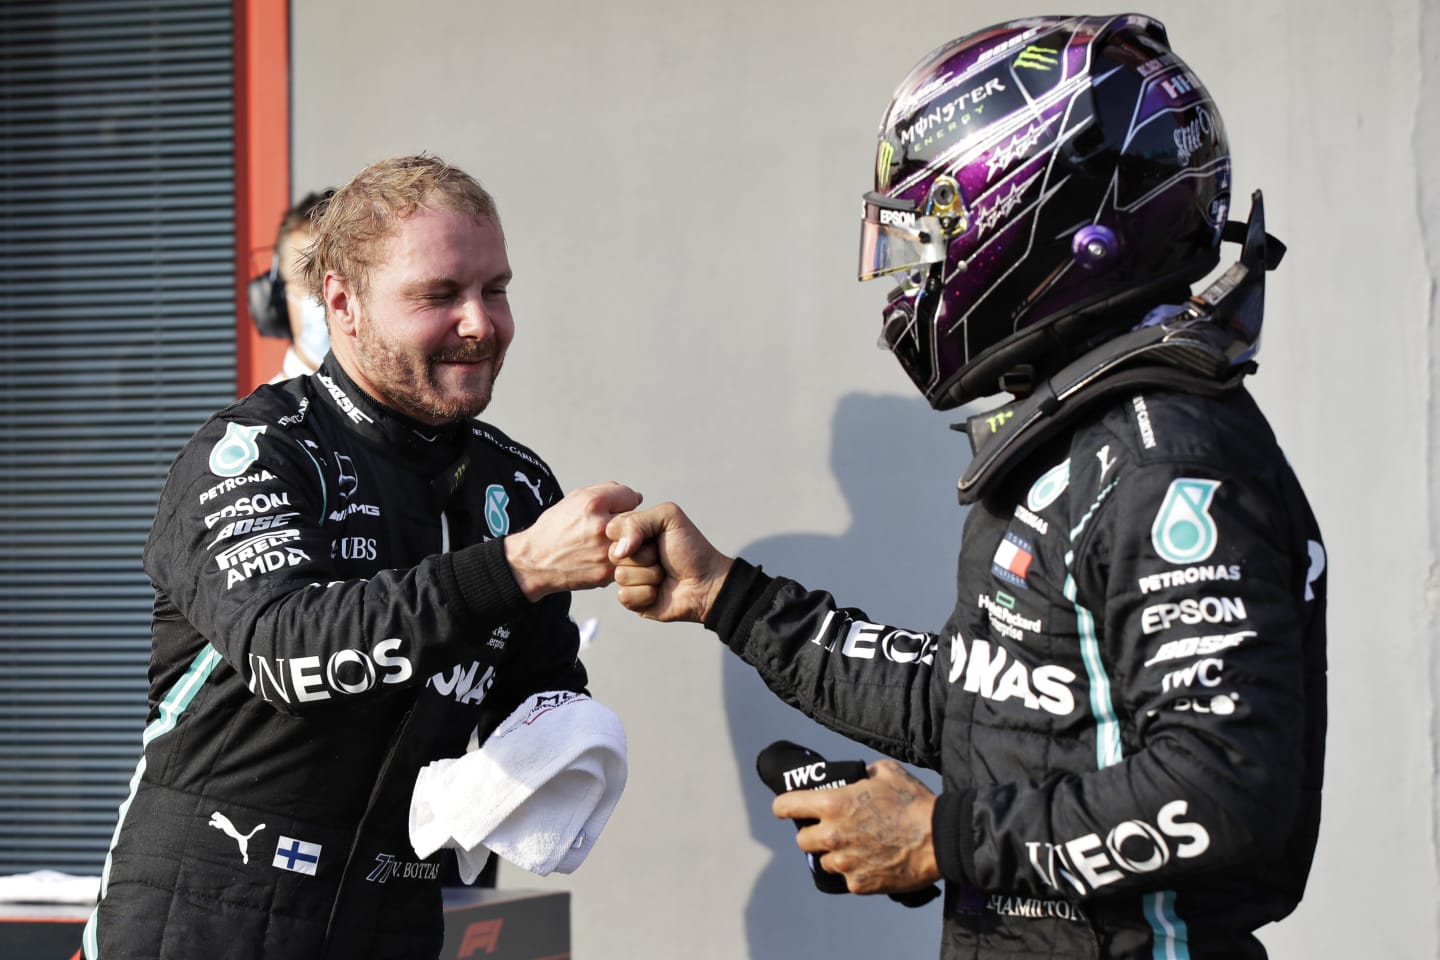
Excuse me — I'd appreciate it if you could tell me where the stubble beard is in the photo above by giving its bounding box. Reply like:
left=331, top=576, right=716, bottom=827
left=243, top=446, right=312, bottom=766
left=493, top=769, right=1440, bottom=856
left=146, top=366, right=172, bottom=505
left=354, top=320, right=501, bottom=424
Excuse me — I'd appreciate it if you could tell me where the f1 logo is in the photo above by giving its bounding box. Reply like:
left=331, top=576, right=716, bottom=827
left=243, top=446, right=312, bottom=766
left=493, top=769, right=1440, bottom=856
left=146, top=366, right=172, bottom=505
left=458, top=918, right=503, bottom=957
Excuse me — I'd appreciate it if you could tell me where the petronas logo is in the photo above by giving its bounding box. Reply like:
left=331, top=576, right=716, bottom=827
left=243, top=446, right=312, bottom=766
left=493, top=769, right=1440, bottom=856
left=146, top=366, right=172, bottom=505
left=1026, top=459, right=1070, bottom=512
left=1014, top=45, right=1059, bottom=71
left=1151, top=479, right=1221, bottom=564
left=207, top=423, right=267, bottom=478
left=484, top=484, right=511, bottom=537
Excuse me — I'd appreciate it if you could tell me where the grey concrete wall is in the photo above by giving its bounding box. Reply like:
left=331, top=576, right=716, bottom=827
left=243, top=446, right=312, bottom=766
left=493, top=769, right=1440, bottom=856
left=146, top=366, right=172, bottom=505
left=293, top=2, right=1438, bottom=956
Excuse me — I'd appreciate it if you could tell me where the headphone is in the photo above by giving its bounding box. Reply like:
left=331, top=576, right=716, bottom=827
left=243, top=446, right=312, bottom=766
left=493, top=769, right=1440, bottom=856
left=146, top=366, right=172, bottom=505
left=247, top=256, right=293, bottom=339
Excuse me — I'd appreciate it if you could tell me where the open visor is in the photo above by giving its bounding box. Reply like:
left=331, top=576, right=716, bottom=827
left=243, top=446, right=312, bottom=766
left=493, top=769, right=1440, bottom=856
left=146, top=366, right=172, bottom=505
left=857, top=193, right=947, bottom=282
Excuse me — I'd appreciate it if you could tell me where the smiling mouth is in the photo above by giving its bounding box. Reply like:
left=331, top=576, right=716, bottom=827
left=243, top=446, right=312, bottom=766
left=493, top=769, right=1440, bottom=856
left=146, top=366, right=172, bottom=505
left=435, top=350, right=493, bottom=364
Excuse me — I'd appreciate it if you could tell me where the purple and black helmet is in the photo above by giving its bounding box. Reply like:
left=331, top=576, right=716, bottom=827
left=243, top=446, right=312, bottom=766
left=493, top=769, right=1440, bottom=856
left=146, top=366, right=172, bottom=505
left=859, top=14, right=1232, bottom=409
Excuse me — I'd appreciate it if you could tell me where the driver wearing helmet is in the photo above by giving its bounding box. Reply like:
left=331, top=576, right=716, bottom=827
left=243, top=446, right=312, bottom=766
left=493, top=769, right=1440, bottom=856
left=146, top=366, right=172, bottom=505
left=608, top=13, right=1325, bottom=960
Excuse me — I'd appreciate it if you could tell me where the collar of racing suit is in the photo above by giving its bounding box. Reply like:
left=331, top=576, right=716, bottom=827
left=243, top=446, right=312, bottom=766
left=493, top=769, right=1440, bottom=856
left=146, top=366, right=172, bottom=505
left=315, top=357, right=474, bottom=513
left=956, top=191, right=1285, bottom=505
left=954, top=317, right=1255, bottom=505
left=316, top=355, right=473, bottom=452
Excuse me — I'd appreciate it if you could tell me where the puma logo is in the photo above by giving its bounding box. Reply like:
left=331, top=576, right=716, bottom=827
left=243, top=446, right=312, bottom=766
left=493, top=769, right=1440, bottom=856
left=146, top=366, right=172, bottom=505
left=514, top=470, right=544, bottom=505
left=209, top=810, right=267, bottom=864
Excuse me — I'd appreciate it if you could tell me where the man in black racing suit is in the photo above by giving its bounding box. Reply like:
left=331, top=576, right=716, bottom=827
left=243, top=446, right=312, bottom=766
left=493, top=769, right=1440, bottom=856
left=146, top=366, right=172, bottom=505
left=605, top=15, right=1326, bottom=960
left=83, top=155, right=641, bottom=960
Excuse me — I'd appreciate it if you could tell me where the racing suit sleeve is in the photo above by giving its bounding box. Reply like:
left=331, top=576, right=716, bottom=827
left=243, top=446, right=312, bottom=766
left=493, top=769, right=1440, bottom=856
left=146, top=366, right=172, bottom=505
left=145, top=415, right=536, bottom=714
left=706, top=557, right=948, bottom=770
left=934, top=458, right=1326, bottom=901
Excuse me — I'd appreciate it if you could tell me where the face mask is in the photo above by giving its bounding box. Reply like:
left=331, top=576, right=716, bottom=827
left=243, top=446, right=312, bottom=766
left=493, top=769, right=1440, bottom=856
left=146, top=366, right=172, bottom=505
left=295, top=296, right=330, bottom=365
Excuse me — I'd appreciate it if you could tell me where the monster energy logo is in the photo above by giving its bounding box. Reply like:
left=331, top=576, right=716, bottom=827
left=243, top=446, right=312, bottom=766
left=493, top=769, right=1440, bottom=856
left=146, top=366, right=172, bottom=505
left=1014, top=45, right=1059, bottom=71
left=877, top=140, right=895, bottom=190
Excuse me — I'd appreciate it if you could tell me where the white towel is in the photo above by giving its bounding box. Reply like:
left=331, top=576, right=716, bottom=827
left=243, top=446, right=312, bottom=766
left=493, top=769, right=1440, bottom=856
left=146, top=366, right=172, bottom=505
left=409, top=690, right=627, bottom=881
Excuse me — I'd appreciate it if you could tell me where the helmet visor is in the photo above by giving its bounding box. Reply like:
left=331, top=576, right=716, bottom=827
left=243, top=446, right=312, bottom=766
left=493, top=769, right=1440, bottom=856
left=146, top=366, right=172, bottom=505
left=858, top=193, right=947, bottom=281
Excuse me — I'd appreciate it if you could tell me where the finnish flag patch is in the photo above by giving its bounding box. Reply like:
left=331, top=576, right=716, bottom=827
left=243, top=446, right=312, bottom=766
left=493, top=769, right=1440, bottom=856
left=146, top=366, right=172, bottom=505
left=273, top=836, right=322, bottom=876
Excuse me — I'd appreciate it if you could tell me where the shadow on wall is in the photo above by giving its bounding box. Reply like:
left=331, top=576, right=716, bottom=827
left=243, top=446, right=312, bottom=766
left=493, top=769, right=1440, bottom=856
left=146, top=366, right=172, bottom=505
left=724, top=391, right=972, bottom=960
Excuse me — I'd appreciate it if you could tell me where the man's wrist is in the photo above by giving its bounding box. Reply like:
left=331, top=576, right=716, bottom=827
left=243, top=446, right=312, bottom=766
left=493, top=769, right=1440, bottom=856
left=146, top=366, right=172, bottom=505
left=931, top=788, right=977, bottom=885
left=445, top=539, right=530, bottom=620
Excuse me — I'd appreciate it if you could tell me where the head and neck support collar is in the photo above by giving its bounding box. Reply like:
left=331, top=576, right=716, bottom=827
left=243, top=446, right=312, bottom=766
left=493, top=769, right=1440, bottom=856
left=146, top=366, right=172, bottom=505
left=955, top=190, right=1285, bottom=505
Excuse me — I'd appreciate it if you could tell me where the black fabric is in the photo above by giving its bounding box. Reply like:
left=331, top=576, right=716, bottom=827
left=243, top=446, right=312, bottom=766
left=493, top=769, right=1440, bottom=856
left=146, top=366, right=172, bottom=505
left=88, top=358, right=587, bottom=960
left=755, top=740, right=869, bottom=895
left=712, top=382, right=1327, bottom=959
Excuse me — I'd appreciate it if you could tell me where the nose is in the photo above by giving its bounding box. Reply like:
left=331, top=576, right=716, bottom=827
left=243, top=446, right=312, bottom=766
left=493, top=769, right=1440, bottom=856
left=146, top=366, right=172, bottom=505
left=455, top=296, right=494, bottom=339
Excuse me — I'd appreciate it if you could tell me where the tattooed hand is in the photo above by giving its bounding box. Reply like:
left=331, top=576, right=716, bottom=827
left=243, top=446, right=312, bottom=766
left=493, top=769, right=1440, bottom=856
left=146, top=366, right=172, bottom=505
left=771, top=759, right=941, bottom=894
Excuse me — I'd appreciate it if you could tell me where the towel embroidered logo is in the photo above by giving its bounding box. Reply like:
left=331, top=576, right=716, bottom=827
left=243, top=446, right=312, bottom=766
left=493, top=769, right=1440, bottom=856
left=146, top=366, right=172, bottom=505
left=522, top=690, right=584, bottom=725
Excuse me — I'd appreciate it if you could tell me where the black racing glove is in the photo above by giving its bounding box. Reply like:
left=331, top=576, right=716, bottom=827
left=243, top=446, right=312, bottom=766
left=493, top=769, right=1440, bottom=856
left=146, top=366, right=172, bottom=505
left=756, top=740, right=940, bottom=907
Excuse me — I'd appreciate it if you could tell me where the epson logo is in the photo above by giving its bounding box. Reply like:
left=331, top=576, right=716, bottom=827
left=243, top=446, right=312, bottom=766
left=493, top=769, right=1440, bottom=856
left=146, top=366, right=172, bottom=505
left=248, top=637, right=413, bottom=704
left=1140, top=596, right=1247, bottom=634
left=1026, top=799, right=1210, bottom=895
left=879, top=208, right=918, bottom=228
left=947, top=631, right=1075, bottom=716
left=204, top=492, right=293, bottom=529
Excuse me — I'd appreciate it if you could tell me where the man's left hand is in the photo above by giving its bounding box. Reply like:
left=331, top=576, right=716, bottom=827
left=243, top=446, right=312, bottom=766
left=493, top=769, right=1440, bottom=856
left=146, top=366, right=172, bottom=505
left=772, top=759, right=941, bottom=895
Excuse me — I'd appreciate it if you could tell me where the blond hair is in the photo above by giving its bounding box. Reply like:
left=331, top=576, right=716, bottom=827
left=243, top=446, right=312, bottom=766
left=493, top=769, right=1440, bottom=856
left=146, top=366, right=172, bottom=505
left=301, top=154, right=500, bottom=301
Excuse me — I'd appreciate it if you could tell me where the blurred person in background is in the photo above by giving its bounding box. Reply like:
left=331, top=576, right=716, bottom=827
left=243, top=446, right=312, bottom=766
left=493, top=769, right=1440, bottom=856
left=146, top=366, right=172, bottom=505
left=248, top=188, right=335, bottom=380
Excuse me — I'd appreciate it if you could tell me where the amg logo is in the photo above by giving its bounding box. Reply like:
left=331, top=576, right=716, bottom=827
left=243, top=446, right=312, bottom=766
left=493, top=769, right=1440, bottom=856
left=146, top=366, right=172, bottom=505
left=328, top=502, right=381, bottom=522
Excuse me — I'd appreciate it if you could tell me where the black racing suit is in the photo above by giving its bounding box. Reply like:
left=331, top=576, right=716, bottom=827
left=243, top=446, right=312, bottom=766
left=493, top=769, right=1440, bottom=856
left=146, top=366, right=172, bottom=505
left=707, top=385, right=1326, bottom=959
left=85, top=357, right=587, bottom=960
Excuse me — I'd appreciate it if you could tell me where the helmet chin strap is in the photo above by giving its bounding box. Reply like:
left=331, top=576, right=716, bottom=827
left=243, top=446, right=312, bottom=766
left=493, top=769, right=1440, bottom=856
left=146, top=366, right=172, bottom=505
left=952, top=190, right=1284, bottom=505
left=880, top=260, right=947, bottom=398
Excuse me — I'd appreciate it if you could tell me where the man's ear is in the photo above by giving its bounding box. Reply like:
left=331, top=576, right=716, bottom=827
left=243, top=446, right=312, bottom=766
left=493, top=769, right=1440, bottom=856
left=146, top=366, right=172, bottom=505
left=324, top=273, right=358, bottom=337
